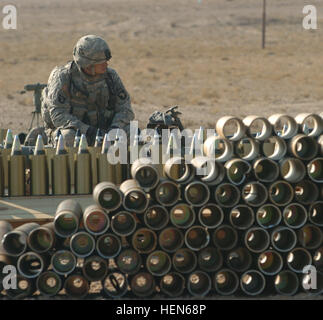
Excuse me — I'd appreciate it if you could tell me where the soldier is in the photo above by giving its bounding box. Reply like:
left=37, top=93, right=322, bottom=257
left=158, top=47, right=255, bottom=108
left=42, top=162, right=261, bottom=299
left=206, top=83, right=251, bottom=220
left=41, top=35, right=135, bottom=147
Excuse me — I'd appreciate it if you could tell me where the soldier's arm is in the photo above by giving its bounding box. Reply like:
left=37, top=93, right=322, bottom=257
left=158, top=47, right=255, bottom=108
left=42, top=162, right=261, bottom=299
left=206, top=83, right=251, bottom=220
left=109, top=69, right=135, bottom=129
left=45, top=66, right=90, bottom=134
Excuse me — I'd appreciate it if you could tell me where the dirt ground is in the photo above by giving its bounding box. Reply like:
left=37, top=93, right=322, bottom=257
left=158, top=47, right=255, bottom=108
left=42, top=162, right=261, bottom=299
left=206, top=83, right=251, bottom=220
left=0, top=0, right=323, bottom=134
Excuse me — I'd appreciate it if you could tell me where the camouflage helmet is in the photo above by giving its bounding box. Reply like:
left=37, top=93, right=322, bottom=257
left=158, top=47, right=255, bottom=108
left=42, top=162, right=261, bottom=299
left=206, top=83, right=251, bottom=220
left=73, top=35, right=112, bottom=69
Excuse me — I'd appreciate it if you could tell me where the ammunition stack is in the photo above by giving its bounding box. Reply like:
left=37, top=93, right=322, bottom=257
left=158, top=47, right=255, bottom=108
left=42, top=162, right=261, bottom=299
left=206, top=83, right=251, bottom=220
left=0, top=129, right=129, bottom=197
left=0, top=112, right=323, bottom=298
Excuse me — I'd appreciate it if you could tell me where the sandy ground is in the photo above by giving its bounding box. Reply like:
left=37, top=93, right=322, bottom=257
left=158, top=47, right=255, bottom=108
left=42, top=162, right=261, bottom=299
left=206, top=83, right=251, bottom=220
left=0, top=0, right=323, bottom=133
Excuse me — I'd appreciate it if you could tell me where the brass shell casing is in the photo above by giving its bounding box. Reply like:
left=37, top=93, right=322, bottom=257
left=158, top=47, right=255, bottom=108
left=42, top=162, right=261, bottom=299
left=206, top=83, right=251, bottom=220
left=52, top=154, right=70, bottom=195
left=8, top=155, right=26, bottom=196
left=75, top=153, right=92, bottom=194
left=30, top=155, right=49, bottom=196
left=97, top=154, right=115, bottom=184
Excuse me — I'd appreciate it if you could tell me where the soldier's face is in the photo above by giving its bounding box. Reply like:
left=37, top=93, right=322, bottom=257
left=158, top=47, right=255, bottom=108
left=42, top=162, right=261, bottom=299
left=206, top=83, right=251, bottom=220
left=94, top=61, right=108, bottom=74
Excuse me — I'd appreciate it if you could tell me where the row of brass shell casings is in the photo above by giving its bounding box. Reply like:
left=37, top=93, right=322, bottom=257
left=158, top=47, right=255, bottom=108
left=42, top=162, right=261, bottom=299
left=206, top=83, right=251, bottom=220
left=112, top=214, right=322, bottom=263
left=163, top=155, right=321, bottom=205
left=116, top=244, right=321, bottom=297
left=171, top=176, right=317, bottom=211
left=2, top=136, right=322, bottom=197
left=4, top=266, right=320, bottom=299
left=114, top=267, right=321, bottom=298
left=203, top=133, right=322, bottom=163
left=214, top=114, right=323, bottom=143
left=3, top=200, right=320, bottom=258
left=4, top=244, right=317, bottom=297
left=31, top=145, right=130, bottom=196
left=128, top=155, right=317, bottom=210
left=33, top=146, right=128, bottom=196
left=53, top=199, right=115, bottom=239
left=3, top=271, right=89, bottom=299
left=116, top=267, right=322, bottom=298
left=0, top=218, right=322, bottom=298
left=47, top=146, right=89, bottom=195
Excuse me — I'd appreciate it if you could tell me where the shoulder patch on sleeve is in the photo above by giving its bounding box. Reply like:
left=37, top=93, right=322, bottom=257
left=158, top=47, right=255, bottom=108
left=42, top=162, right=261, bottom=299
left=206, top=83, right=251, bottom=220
left=118, top=89, right=128, bottom=100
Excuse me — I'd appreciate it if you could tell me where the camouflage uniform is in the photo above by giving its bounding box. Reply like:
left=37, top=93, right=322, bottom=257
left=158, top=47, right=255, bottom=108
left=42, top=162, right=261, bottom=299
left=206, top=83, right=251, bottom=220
left=41, top=35, right=135, bottom=146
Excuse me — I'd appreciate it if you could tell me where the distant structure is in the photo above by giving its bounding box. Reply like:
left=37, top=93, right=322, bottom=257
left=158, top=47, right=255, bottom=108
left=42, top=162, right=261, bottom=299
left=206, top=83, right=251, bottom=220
left=262, top=0, right=267, bottom=49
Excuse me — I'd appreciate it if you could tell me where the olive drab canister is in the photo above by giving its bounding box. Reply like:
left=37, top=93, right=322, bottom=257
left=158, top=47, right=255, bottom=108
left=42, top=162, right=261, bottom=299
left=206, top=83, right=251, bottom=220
left=8, top=135, right=26, bottom=196
left=54, top=199, right=83, bottom=238
left=75, top=135, right=92, bottom=194
left=52, top=135, right=70, bottom=195
left=30, top=135, right=49, bottom=196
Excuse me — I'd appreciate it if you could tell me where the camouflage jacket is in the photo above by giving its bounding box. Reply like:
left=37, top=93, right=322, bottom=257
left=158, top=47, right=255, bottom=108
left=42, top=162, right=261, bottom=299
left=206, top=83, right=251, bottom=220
left=41, top=61, right=135, bottom=135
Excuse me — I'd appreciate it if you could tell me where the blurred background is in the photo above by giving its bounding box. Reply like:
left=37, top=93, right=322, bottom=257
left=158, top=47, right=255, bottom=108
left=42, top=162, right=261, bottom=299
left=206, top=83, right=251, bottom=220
left=0, top=0, right=322, bottom=132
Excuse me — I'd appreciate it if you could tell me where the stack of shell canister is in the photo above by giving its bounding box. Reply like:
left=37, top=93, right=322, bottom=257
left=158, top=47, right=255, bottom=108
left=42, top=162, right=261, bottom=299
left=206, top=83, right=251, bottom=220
left=0, top=112, right=322, bottom=298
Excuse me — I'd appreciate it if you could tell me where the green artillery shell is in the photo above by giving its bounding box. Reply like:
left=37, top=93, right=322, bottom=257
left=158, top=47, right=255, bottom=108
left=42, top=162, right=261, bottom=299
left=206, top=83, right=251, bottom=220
left=51, top=250, right=77, bottom=275
left=131, top=158, right=160, bottom=191
left=130, top=272, right=155, bottom=298
left=123, top=144, right=131, bottom=181
left=36, top=271, right=62, bottom=297
left=114, top=161, right=123, bottom=186
left=240, top=270, right=266, bottom=296
left=274, top=270, right=299, bottom=296
left=103, top=272, right=128, bottom=298
left=83, top=204, right=110, bottom=235
left=111, top=143, right=124, bottom=186
left=158, top=143, right=164, bottom=177
left=27, top=222, right=55, bottom=253
left=17, top=251, right=49, bottom=279
left=66, top=147, right=77, bottom=193
left=0, top=221, right=13, bottom=276
left=82, top=256, right=108, bottom=282
left=5, top=274, right=36, bottom=299
left=122, top=162, right=130, bottom=182
left=226, top=247, right=252, bottom=273
left=45, top=148, right=56, bottom=194
left=146, top=250, right=172, bottom=276
left=119, top=179, right=149, bottom=213
left=214, top=269, right=239, bottom=296
left=64, top=274, right=89, bottom=299
left=93, top=181, right=122, bottom=211
left=54, top=199, right=82, bottom=238
left=160, top=272, right=185, bottom=298
left=88, top=146, right=100, bottom=188
left=52, top=154, right=70, bottom=195
left=0, top=221, right=12, bottom=244
left=8, top=155, right=26, bottom=196
left=172, top=248, right=197, bottom=274
left=75, top=152, right=92, bottom=194
left=30, top=155, right=48, bottom=196
left=2, top=222, right=39, bottom=257
left=132, top=228, right=158, bottom=254
left=97, top=153, right=115, bottom=183
left=1, top=149, right=10, bottom=190
left=187, top=270, right=212, bottom=297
